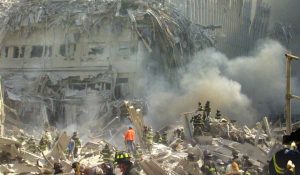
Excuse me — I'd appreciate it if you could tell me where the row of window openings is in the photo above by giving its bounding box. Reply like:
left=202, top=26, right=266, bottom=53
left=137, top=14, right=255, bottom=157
left=3, top=44, right=129, bottom=59
left=70, top=82, right=111, bottom=91
left=3, top=45, right=77, bottom=59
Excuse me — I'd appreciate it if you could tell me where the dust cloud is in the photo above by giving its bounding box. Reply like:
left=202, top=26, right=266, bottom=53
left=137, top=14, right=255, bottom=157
left=145, top=40, right=290, bottom=128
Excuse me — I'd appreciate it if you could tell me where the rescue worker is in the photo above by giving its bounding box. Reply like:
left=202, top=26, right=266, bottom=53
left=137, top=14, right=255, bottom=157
left=72, top=162, right=83, bottom=175
left=133, top=144, right=143, bottom=161
left=124, top=126, right=135, bottom=153
left=153, top=131, right=162, bottom=143
left=269, top=128, right=300, bottom=175
left=197, top=102, right=203, bottom=112
left=133, top=144, right=143, bottom=171
left=26, top=136, right=37, bottom=153
left=174, top=127, right=185, bottom=140
left=145, top=127, right=154, bottom=153
left=67, top=139, right=75, bottom=160
left=142, top=126, right=148, bottom=143
left=72, top=132, right=81, bottom=158
left=161, top=131, right=168, bottom=145
left=243, top=159, right=258, bottom=175
left=216, top=159, right=226, bottom=174
left=180, top=128, right=185, bottom=140
left=115, top=151, right=140, bottom=175
left=201, top=153, right=218, bottom=175
left=101, top=144, right=114, bottom=163
left=176, top=152, right=201, bottom=175
left=204, top=101, right=211, bottom=120
left=101, top=162, right=115, bottom=175
left=53, top=162, right=63, bottom=174
left=215, top=110, right=222, bottom=119
left=242, top=154, right=257, bottom=175
left=39, top=136, right=48, bottom=152
left=190, top=113, right=204, bottom=136
left=44, top=130, right=52, bottom=150
left=230, top=150, right=242, bottom=167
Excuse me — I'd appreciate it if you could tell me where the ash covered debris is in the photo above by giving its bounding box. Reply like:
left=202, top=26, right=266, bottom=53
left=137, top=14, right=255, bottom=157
left=0, top=100, right=289, bottom=175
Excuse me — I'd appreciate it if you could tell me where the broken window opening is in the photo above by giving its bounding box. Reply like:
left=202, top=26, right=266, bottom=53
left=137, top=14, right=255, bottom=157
left=20, top=46, right=25, bottom=58
left=60, top=45, right=65, bottom=56
left=31, top=46, right=43, bottom=58
left=87, top=83, right=96, bottom=90
left=116, top=78, right=128, bottom=84
left=88, top=47, right=104, bottom=55
left=13, top=46, right=19, bottom=58
left=71, top=83, right=86, bottom=91
left=60, top=44, right=76, bottom=57
left=4, top=47, right=9, bottom=58
left=88, top=43, right=105, bottom=56
left=115, top=85, right=122, bottom=99
left=105, top=83, right=111, bottom=90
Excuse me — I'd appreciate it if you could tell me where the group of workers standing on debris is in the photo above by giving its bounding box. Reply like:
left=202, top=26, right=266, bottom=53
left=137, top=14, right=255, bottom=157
left=190, top=101, right=221, bottom=137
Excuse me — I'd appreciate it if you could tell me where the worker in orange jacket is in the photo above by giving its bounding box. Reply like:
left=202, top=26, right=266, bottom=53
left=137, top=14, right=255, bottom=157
left=124, top=126, right=135, bottom=153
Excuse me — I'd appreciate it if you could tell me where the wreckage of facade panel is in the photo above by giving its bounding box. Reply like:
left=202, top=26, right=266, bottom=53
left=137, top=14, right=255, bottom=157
left=0, top=0, right=214, bottom=129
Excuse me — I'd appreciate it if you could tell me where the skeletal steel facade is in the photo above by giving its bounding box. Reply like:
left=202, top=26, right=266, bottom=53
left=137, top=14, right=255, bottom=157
left=169, top=0, right=271, bottom=57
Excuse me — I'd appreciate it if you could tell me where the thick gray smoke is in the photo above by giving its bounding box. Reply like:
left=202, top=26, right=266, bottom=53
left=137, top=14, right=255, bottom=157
left=145, top=40, right=291, bottom=128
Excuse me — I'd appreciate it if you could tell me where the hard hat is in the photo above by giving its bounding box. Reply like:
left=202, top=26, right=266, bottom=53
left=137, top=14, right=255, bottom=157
left=207, top=153, right=213, bottom=158
left=232, top=150, right=239, bottom=156
left=129, top=126, right=133, bottom=129
left=187, top=153, right=195, bottom=160
left=72, top=162, right=80, bottom=168
left=114, top=151, right=131, bottom=164
left=101, top=163, right=113, bottom=173
left=203, top=149, right=210, bottom=156
left=216, top=159, right=224, bottom=165
left=243, top=154, right=249, bottom=159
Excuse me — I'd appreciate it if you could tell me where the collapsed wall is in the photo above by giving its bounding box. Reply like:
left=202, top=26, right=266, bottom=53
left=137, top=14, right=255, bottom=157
left=0, top=0, right=215, bottom=131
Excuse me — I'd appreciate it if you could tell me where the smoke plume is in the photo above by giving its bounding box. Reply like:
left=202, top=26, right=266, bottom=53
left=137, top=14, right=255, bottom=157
left=145, top=40, right=290, bottom=128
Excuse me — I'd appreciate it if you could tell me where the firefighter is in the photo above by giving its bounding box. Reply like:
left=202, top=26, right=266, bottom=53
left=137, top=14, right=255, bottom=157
left=101, top=144, right=113, bottom=163
left=39, top=137, right=48, bottom=152
left=142, top=126, right=148, bottom=143
left=133, top=144, right=143, bottom=161
left=145, top=127, right=154, bottom=152
left=44, top=130, right=52, bottom=150
left=115, top=151, right=140, bottom=175
left=190, top=113, right=204, bottom=136
left=215, top=110, right=222, bottom=119
left=101, top=162, right=115, bottom=175
left=269, top=128, right=300, bottom=175
left=72, top=162, right=83, bottom=175
left=53, top=162, right=63, bottom=174
left=201, top=153, right=218, bottom=175
left=153, top=131, right=162, bottom=143
left=72, top=132, right=81, bottom=158
left=197, top=102, right=204, bottom=112
left=161, top=131, right=168, bottom=145
left=204, top=101, right=211, bottom=120
left=26, top=136, right=37, bottom=153
left=230, top=150, right=242, bottom=167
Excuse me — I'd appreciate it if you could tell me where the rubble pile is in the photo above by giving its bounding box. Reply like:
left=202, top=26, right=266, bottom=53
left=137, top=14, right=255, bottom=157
left=0, top=100, right=284, bottom=174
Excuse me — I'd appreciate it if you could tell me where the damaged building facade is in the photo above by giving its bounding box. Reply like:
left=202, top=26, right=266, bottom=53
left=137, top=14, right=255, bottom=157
left=0, top=0, right=214, bottom=129
left=169, top=0, right=271, bottom=57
